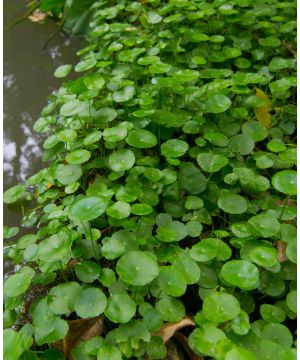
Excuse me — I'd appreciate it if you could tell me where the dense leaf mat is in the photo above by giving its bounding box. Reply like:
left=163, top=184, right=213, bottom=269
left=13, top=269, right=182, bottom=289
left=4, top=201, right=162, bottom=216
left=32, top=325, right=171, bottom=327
left=4, top=0, right=296, bottom=359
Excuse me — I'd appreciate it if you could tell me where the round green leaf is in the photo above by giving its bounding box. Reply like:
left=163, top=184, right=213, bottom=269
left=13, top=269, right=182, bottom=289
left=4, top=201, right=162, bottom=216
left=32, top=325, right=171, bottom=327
left=83, top=131, right=102, bottom=145
left=3, top=184, right=26, bottom=204
left=229, top=134, right=254, bottom=155
left=155, top=296, right=185, bottom=322
left=203, top=292, right=240, bottom=323
left=225, top=347, right=256, bottom=360
left=105, top=293, right=136, bottom=323
left=286, top=290, right=296, bottom=313
left=69, top=196, right=108, bottom=221
left=116, top=251, right=159, bottom=286
left=112, top=85, right=135, bottom=102
left=156, top=221, right=188, bottom=242
left=74, top=288, right=107, bottom=318
left=197, top=153, right=229, bottom=173
left=249, top=246, right=278, bottom=268
left=108, top=149, right=135, bottom=172
left=35, top=318, right=69, bottom=346
left=272, top=170, right=296, bottom=195
left=190, top=238, right=219, bottom=262
left=161, top=139, right=189, bottom=158
left=38, top=231, right=72, bottom=263
left=56, top=164, right=82, bottom=185
left=97, top=343, right=122, bottom=360
left=221, top=260, right=259, bottom=290
left=74, top=58, right=97, bottom=72
left=54, top=64, right=72, bottom=78
left=218, top=191, right=247, bottom=214
left=106, top=201, right=131, bottom=219
left=157, top=266, right=187, bottom=297
left=172, top=252, right=201, bottom=284
left=4, top=267, right=35, bottom=297
left=60, top=99, right=85, bottom=117
left=74, top=261, right=101, bottom=283
left=126, top=129, right=157, bottom=148
left=189, top=324, right=226, bottom=357
left=206, top=95, right=231, bottom=113
left=260, top=304, right=286, bottom=323
left=66, top=149, right=91, bottom=164
left=261, top=324, right=293, bottom=348
left=95, top=107, right=117, bottom=123
left=103, top=126, right=127, bottom=142
left=131, top=203, right=153, bottom=215
left=248, top=214, right=280, bottom=238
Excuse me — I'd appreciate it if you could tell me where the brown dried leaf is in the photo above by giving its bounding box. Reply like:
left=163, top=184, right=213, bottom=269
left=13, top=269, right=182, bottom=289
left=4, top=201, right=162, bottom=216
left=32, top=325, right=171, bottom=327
left=54, top=316, right=106, bottom=360
left=277, top=240, right=288, bottom=262
left=156, top=317, right=195, bottom=343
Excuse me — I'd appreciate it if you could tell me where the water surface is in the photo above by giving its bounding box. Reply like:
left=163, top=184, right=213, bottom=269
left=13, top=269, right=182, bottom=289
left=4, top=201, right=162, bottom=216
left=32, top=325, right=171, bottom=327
left=4, top=0, right=81, bottom=228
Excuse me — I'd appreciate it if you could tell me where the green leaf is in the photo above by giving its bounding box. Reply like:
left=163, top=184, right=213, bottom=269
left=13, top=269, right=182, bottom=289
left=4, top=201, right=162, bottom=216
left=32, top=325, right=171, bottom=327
left=221, top=260, right=259, bottom=290
left=56, top=164, right=82, bottom=185
left=206, top=95, right=231, bottom=113
left=261, top=324, right=293, bottom=348
left=197, top=153, right=229, bottom=173
left=161, top=139, right=189, bottom=158
left=60, top=99, right=86, bottom=116
left=229, top=134, right=254, bottom=155
left=156, top=221, right=188, bottom=242
left=97, top=343, right=122, bottom=360
left=103, top=126, right=127, bottom=142
left=248, top=214, right=280, bottom=238
left=189, top=324, right=226, bottom=357
left=4, top=329, right=24, bottom=360
left=272, top=170, right=296, bottom=195
left=38, top=230, right=72, bottom=263
left=74, top=58, right=97, bottom=72
left=126, top=129, right=157, bottom=148
left=286, top=290, right=296, bottom=313
left=108, top=149, right=135, bottom=172
left=69, top=196, right=108, bottom=221
left=54, top=64, right=72, bottom=78
left=131, top=203, right=153, bottom=215
left=74, top=261, right=101, bottom=283
left=157, top=266, right=187, bottom=297
left=35, top=319, right=69, bottom=346
left=107, top=201, right=131, bottom=219
left=95, top=107, right=117, bottom=123
left=105, top=293, right=136, bottom=323
left=4, top=184, right=26, bottom=204
left=172, top=251, right=201, bottom=284
left=218, top=191, right=248, bottom=214
left=74, top=288, right=107, bottom=318
left=4, top=267, right=35, bottom=297
left=66, top=149, right=91, bottom=164
left=260, top=304, right=286, bottom=323
left=249, top=246, right=278, bottom=268
left=155, top=296, right=185, bottom=322
left=203, top=292, right=240, bottom=323
left=116, top=251, right=159, bottom=286
left=112, top=85, right=135, bottom=102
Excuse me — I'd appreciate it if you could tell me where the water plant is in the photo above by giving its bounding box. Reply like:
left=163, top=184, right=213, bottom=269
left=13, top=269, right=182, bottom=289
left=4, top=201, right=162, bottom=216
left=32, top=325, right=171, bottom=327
left=4, top=0, right=297, bottom=359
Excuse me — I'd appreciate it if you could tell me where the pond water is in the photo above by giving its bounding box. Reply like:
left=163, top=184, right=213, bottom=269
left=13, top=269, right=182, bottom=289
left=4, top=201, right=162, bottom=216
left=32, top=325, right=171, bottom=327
left=4, top=0, right=81, bottom=228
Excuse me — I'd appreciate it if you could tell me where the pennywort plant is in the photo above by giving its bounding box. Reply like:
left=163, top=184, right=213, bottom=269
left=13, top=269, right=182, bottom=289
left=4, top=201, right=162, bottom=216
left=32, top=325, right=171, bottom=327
left=4, top=0, right=296, bottom=359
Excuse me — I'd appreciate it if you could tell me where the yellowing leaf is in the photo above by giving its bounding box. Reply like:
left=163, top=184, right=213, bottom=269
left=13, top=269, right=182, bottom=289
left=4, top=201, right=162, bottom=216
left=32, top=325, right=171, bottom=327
left=254, top=88, right=272, bottom=128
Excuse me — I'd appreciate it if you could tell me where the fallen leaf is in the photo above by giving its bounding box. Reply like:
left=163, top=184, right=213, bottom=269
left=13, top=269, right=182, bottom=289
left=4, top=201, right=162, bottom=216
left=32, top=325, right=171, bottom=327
left=155, top=317, right=195, bottom=343
left=254, top=88, right=272, bottom=128
left=28, top=9, right=47, bottom=23
left=54, top=316, right=106, bottom=359
left=277, top=240, right=288, bottom=262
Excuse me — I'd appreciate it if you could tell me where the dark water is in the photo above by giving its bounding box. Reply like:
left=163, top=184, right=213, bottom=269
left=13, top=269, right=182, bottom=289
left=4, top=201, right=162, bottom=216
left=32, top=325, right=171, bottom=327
left=4, top=0, right=81, bottom=228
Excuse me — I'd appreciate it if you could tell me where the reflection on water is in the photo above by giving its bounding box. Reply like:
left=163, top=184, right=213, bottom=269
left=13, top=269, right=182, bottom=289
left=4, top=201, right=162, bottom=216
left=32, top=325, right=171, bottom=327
left=4, top=0, right=81, bottom=227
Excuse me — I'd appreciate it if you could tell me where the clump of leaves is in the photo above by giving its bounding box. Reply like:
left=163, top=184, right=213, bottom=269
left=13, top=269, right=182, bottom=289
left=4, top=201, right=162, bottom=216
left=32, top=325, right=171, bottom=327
left=4, top=0, right=297, bottom=359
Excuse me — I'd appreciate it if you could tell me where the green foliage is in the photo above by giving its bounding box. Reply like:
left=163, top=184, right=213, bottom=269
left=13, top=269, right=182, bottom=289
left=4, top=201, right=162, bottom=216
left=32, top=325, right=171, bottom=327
left=4, top=0, right=296, bottom=358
